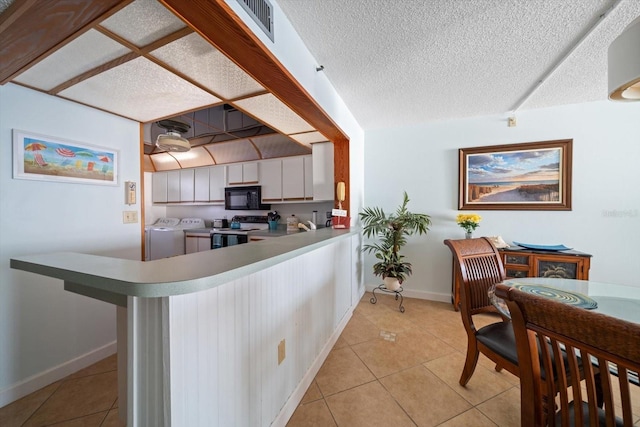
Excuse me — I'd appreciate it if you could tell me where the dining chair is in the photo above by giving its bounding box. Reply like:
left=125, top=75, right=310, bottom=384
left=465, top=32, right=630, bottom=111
left=443, top=237, right=519, bottom=385
left=495, top=283, right=640, bottom=427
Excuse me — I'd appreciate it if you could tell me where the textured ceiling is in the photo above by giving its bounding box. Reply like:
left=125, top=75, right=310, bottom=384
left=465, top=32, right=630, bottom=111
left=277, top=0, right=640, bottom=130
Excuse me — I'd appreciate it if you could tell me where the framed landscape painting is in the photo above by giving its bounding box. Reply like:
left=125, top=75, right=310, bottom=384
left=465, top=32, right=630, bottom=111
left=458, top=139, right=572, bottom=210
left=13, top=130, right=118, bottom=186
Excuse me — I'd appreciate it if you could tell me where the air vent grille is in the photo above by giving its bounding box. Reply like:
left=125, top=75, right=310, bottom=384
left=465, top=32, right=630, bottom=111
left=236, top=0, right=274, bottom=41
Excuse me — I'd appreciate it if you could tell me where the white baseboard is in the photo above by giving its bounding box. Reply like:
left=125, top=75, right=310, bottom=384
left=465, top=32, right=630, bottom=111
left=0, top=341, right=117, bottom=409
left=364, top=283, right=451, bottom=304
left=272, top=306, right=354, bottom=427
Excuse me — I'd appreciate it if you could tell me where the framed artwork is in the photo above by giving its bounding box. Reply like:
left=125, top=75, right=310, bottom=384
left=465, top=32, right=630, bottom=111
left=13, top=130, right=118, bottom=186
left=458, top=139, right=572, bottom=210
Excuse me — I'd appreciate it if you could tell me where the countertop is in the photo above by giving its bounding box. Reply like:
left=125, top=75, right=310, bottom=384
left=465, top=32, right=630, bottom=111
left=11, top=227, right=357, bottom=304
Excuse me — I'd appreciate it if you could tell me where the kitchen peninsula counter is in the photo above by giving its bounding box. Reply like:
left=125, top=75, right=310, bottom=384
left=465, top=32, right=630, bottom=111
left=10, top=226, right=360, bottom=426
left=11, top=227, right=356, bottom=305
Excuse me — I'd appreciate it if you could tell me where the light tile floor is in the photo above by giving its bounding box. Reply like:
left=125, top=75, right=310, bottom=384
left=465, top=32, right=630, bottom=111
left=0, top=354, right=122, bottom=426
left=287, top=293, right=522, bottom=427
left=1, top=292, right=638, bottom=426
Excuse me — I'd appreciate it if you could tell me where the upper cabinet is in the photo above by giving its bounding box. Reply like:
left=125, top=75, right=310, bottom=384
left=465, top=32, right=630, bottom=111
left=151, top=146, right=333, bottom=205
left=304, top=156, right=313, bottom=199
left=260, top=159, right=283, bottom=202
left=167, top=170, right=181, bottom=203
left=312, top=142, right=334, bottom=201
left=152, top=172, right=168, bottom=203
left=282, top=157, right=307, bottom=201
left=208, top=166, right=225, bottom=203
left=227, top=162, right=259, bottom=186
left=180, top=169, right=195, bottom=202
left=194, top=168, right=210, bottom=202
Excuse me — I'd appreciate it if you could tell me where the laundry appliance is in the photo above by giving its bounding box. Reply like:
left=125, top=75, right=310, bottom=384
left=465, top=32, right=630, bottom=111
left=145, top=217, right=205, bottom=260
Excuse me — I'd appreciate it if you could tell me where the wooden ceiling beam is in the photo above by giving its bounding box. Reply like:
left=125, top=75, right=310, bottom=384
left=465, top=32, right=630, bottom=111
left=160, top=0, right=349, bottom=212
left=0, top=0, right=132, bottom=84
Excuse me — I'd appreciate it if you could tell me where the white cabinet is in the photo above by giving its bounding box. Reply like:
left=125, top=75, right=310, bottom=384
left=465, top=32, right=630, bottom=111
left=282, top=157, right=305, bottom=200
left=208, top=165, right=225, bottom=203
left=312, top=142, right=334, bottom=201
left=227, top=162, right=259, bottom=185
left=167, top=170, right=181, bottom=202
left=304, top=155, right=313, bottom=199
left=185, top=234, right=212, bottom=254
left=260, top=159, right=282, bottom=201
left=150, top=149, right=332, bottom=204
left=180, top=169, right=195, bottom=202
left=194, top=168, right=209, bottom=202
left=152, top=172, right=168, bottom=203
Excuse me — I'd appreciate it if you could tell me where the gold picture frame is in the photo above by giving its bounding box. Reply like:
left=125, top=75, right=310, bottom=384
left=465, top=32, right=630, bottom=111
left=458, top=139, right=572, bottom=211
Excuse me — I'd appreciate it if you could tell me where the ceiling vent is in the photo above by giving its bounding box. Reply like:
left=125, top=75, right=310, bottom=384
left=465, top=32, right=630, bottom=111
left=236, top=0, right=274, bottom=41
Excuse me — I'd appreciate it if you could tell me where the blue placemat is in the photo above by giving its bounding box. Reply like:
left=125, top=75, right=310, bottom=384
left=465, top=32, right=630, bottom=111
left=513, top=241, right=572, bottom=251
left=513, top=284, right=598, bottom=309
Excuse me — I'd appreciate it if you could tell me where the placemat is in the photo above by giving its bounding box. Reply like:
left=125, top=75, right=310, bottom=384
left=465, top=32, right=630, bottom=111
left=512, top=284, right=598, bottom=309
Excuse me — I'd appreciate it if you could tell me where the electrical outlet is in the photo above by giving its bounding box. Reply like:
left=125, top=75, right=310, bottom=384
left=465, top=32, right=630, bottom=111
left=278, top=339, right=286, bottom=365
left=123, top=211, right=138, bottom=223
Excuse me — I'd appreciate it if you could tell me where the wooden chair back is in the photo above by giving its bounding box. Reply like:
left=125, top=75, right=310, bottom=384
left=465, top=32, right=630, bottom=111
left=444, top=237, right=506, bottom=318
left=494, top=283, right=640, bottom=427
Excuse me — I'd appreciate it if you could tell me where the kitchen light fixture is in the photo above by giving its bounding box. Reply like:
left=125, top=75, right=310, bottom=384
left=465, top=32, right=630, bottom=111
left=608, top=16, right=640, bottom=101
left=155, top=119, right=191, bottom=152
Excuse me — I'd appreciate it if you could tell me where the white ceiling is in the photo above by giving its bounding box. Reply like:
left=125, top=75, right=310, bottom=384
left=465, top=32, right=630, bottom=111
left=0, top=0, right=327, bottom=170
left=277, top=0, right=640, bottom=130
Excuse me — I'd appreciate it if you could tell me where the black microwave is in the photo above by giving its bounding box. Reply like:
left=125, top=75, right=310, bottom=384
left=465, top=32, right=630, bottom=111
left=224, top=186, right=271, bottom=210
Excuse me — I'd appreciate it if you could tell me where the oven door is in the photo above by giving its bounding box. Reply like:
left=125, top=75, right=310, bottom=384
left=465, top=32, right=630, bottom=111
left=212, top=233, right=249, bottom=249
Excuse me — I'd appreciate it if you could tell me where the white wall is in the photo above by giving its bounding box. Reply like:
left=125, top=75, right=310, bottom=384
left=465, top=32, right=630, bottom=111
left=364, top=100, right=640, bottom=301
left=0, top=83, right=142, bottom=405
left=226, top=0, right=366, bottom=226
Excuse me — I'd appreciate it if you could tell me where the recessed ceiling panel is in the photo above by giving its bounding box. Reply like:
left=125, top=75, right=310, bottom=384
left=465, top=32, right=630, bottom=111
left=289, top=131, right=329, bottom=146
left=13, top=29, right=130, bottom=91
left=151, top=152, right=181, bottom=171
left=151, top=33, right=265, bottom=99
left=99, top=0, right=186, bottom=47
left=204, top=140, right=260, bottom=164
left=143, top=154, right=155, bottom=171
left=59, top=57, right=221, bottom=122
left=234, top=93, right=314, bottom=135
left=251, top=134, right=310, bottom=158
left=170, top=146, right=213, bottom=168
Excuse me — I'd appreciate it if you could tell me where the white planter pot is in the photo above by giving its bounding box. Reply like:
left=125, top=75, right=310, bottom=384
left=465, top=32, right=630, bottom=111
left=383, top=277, right=401, bottom=291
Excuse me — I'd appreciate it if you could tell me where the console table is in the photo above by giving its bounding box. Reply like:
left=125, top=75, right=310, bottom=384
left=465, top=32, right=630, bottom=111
left=451, top=246, right=592, bottom=311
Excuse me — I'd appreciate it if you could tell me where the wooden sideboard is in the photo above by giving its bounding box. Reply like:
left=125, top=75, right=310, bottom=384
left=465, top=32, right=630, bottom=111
left=451, top=247, right=592, bottom=310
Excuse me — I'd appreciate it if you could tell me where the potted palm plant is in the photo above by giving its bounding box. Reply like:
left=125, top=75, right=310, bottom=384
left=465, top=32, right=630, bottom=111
left=360, top=192, right=431, bottom=291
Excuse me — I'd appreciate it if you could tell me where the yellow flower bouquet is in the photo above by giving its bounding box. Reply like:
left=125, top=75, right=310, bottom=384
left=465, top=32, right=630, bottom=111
left=456, top=213, right=482, bottom=234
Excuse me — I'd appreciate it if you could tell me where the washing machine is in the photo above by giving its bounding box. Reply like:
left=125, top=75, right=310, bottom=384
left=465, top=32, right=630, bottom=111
left=146, top=218, right=204, bottom=260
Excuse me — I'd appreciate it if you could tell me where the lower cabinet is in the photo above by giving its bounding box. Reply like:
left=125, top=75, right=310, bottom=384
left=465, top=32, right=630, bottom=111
left=185, top=234, right=212, bottom=254
left=451, top=247, right=592, bottom=310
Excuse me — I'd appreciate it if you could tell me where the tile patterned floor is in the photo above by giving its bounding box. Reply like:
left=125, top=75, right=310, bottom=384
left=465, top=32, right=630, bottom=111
left=0, top=354, right=122, bottom=426
left=1, top=292, right=638, bottom=426
left=286, top=293, right=522, bottom=427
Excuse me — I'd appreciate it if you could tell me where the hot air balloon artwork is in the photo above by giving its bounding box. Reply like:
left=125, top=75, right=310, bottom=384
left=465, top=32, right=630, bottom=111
left=13, top=130, right=118, bottom=185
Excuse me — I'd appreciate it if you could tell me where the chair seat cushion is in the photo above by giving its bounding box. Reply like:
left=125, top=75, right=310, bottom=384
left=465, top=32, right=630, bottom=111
left=476, top=321, right=518, bottom=365
left=557, top=401, right=623, bottom=427
left=476, top=321, right=581, bottom=381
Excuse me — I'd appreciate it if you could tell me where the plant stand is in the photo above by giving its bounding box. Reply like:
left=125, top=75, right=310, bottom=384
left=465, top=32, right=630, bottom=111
left=370, top=284, right=405, bottom=313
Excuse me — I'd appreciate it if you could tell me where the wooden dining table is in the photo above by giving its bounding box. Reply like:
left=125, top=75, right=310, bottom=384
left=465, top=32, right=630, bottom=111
left=490, top=277, right=640, bottom=324
left=490, top=277, right=640, bottom=385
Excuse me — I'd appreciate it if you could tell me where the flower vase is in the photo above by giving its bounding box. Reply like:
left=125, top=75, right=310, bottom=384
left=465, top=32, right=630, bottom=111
left=465, top=232, right=472, bottom=239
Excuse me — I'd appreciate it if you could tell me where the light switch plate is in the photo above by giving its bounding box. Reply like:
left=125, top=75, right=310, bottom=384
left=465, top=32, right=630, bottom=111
left=123, top=211, right=138, bottom=223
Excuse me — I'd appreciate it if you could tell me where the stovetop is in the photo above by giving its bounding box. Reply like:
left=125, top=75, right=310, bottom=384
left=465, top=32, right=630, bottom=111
left=230, top=215, right=268, bottom=223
